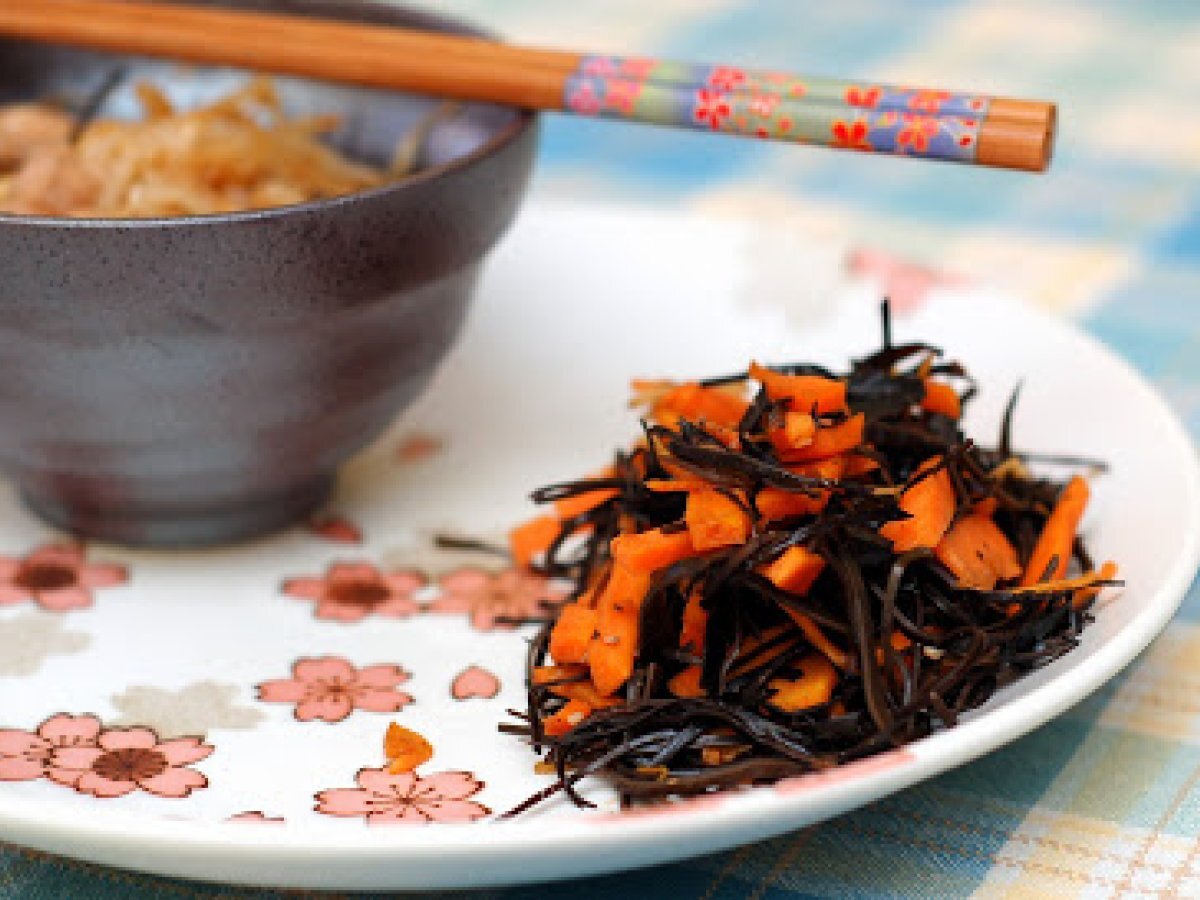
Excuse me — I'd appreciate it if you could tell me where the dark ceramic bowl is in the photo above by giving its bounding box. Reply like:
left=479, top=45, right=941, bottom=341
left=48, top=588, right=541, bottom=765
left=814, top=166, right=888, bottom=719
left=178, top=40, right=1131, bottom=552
left=0, top=1, right=537, bottom=546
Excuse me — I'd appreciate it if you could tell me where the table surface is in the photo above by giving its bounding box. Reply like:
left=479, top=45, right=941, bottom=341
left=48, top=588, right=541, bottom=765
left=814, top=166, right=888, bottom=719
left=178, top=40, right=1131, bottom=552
left=5, top=1, right=1200, bottom=897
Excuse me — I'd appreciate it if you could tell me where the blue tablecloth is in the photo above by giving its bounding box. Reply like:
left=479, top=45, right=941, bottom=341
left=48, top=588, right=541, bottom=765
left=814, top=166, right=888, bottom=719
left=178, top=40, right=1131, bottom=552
left=5, top=0, right=1200, bottom=896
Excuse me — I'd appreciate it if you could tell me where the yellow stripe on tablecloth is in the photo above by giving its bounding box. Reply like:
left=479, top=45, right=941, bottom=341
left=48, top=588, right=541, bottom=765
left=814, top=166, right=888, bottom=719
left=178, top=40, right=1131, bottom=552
left=1100, top=623, right=1200, bottom=743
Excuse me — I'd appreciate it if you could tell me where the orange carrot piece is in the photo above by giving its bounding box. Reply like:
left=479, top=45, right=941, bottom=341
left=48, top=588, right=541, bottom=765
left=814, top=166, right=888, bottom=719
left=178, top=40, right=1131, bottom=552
left=549, top=604, right=599, bottom=664
left=610, top=527, right=696, bottom=573
left=668, top=665, right=704, bottom=698
left=644, top=478, right=711, bottom=493
left=749, top=363, right=848, bottom=414
left=509, top=514, right=560, bottom=568
left=755, top=488, right=827, bottom=521
left=532, top=664, right=590, bottom=685
left=761, top=546, right=826, bottom=595
left=936, top=514, right=1022, bottom=590
left=780, top=413, right=865, bottom=462
left=879, top=457, right=956, bottom=553
left=921, top=379, right=962, bottom=419
left=1021, top=475, right=1090, bottom=586
left=589, top=564, right=652, bottom=696
left=686, top=489, right=752, bottom=551
left=767, top=653, right=838, bottom=712
left=842, top=453, right=881, bottom=477
left=973, top=497, right=999, bottom=518
left=679, top=590, right=707, bottom=653
left=384, top=723, right=434, bottom=774
left=650, top=382, right=749, bottom=430
left=768, top=411, right=816, bottom=454
left=542, top=699, right=593, bottom=737
left=554, top=467, right=618, bottom=520
left=781, top=607, right=849, bottom=669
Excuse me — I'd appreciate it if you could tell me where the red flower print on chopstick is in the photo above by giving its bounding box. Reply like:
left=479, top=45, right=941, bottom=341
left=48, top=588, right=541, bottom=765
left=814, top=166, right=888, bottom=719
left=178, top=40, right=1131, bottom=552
left=426, top=567, right=566, bottom=631
left=0, top=544, right=126, bottom=612
left=283, top=562, right=425, bottom=622
left=316, top=769, right=489, bottom=825
left=256, top=656, right=413, bottom=723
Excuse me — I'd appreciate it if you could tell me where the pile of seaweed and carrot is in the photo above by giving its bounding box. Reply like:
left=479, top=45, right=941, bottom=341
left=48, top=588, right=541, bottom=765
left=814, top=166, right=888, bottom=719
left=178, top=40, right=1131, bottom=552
left=500, top=304, right=1118, bottom=814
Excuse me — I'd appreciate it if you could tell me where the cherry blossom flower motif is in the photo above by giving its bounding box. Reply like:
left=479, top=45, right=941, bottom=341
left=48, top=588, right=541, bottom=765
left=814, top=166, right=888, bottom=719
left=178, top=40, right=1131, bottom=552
left=604, top=78, right=642, bottom=115
left=226, top=811, right=285, bottom=824
left=395, top=432, right=443, bottom=463
left=831, top=118, right=873, bottom=151
left=846, top=247, right=968, bottom=314
left=0, top=713, right=100, bottom=781
left=316, top=768, right=489, bottom=824
left=692, top=88, right=732, bottom=130
left=907, top=89, right=952, bottom=114
left=427, top=567, right=566, bottom=631
left=844, top=85, right=882, bottom=109
left=256, top=656, right=413, bottom=723
left=566, top=80, right=602, bottom=116
left=580, top=56, right=617, bottom=78
left=706, top=65, right=747, bottom=91
left=749, top=91, right=780, bottom=118
left=618, top=57, right=656, bottom=80
left=47, top=727, right=212, bottom=798
left=283, top=562, right=425, bottom=623
left=0, top=543, right=127, bottom=612
left=896, top=113, right=941, bottom=153
left=451, top=666, right=500, bottom=701
left=307, top=513, right=363, bottom=545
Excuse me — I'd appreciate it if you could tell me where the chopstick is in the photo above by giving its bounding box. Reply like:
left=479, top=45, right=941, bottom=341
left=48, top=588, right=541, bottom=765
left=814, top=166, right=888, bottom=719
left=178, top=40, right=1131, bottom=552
left=0, top=0, right=1055, bottom=172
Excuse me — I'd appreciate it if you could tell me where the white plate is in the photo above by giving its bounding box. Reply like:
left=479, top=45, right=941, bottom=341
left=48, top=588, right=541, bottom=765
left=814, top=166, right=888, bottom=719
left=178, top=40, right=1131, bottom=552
left=0, top=203, right=1197, bottom=892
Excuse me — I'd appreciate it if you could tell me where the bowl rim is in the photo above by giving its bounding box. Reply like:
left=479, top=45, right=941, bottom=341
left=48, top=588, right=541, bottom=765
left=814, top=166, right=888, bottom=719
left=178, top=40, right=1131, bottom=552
left=0, top=2, right=538, bottom=231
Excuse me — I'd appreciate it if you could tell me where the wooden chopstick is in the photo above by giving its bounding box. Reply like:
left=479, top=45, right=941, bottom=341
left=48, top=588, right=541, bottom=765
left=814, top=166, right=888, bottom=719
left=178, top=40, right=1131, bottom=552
left=0, top=0, right=1055, bottom=171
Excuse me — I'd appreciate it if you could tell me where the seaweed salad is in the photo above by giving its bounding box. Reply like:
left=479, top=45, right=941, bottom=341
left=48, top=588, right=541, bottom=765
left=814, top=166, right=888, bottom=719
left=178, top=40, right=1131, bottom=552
left=502, top=303, right=1118, bottom=814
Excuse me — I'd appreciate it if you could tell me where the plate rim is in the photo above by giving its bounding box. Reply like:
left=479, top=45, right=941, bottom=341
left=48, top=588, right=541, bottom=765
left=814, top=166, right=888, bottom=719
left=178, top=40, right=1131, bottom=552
left=1, top=294, right=1198, bottom=891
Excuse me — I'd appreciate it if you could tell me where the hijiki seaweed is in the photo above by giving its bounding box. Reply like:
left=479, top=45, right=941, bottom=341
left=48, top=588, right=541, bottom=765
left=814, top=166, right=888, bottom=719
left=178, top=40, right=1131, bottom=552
left=501, top=303, right=1118, bottom=815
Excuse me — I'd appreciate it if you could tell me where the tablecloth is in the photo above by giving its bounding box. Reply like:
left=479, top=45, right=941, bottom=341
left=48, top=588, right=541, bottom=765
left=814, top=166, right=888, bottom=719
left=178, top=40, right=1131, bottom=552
left=4, top=0, right=1200, bottom=896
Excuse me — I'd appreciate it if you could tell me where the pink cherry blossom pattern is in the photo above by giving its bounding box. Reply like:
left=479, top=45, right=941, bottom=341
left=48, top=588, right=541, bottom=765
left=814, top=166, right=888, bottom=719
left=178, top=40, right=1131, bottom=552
left=256, top=656, right=413, bottom=723
left=0, top=544, right=127, bottom=612
left=846, top=247, right=968, bottom=313
left=316, top=768, right=489, bottom=824
left=283, top=562, right=425, bottom=623
left=426, top=566, right=567, bottom=631
left=226, top=811, right=285, bottom=824
left=0, top=713, right=101, bottom=781
left=307, top=513, right=363, bottom=544
left=749, top=91, right=780, bottom=119
left=451, top=666, right=500, bottom=701
left=566, top=80, right=602, bottom=116
left=47, top=727, right=212, bottom=798
left=707, top=65, right=747, bottom=91
left=395, top=432, right=443, bottom=463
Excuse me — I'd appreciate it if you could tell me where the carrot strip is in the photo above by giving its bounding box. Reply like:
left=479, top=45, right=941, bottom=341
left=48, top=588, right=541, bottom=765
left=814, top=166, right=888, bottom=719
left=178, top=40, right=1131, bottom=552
left=755, top=488, right=827, bottom=521
left=548, top=604, right=599, bottom=664
left=686, top=489, right=751, bottom=551
left=879, top=457, right=956, bottom=552
left=1021, top=475, right=1090, bottom=586
left=921, top=379, right=962, bottom=419
left=781, top=607, right=849, bottom=669
left=750, top=363, right=848, bottom=414
left=610, top=527, right=696, bottom=573
left=768, top=411, right=816, bottom=454
left=761, top=546, right=825, bottom=595
left=588, top=563, right=652, bottom=696
left=668, top=665, right=704, bottom=698
left=532, top=664, right=590, bottom=685
left=648, top=382, right=749, bottom=430
left=645, top=478, right=711, bottom=493
left=679, top=590, right=707, bottom=654
left=935, top=514, right=1021, bottom=590
left=780, top=413, right=865, bottom=462
left=542, top=699, right=593, bottom=737
left=767, top=653, right=837, bottom=712
left=554, top=467, right=618, bottom=520
left=509, top=514, right=560, bottom=568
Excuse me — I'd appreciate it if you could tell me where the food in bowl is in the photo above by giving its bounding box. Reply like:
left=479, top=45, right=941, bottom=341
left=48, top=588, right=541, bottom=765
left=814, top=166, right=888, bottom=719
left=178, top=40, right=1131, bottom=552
left=0, top=77, right=413, bottom=217
left=505, top=304, right=1118, bottom=812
